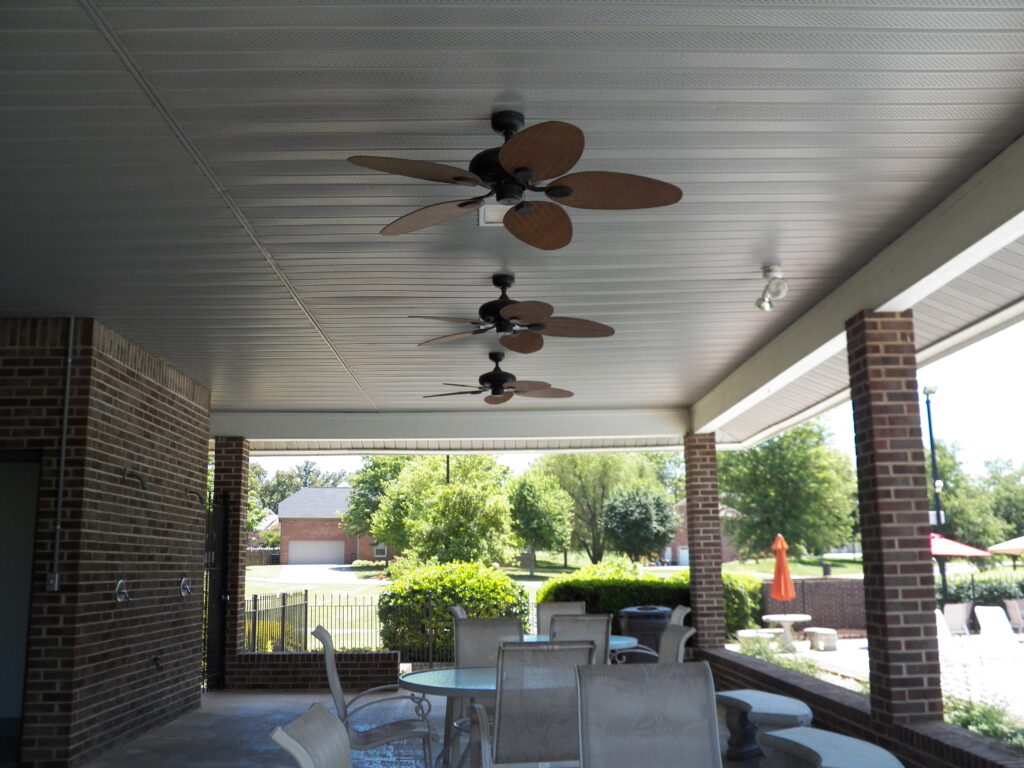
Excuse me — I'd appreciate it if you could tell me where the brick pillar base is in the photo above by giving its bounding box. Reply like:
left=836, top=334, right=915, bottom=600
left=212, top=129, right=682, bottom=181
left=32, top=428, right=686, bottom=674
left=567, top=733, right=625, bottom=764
left=214, top=436, right=249, bottom=679
left=846, top=310, right=942, bottom=724
left=684, top=432, right=725, bottom=648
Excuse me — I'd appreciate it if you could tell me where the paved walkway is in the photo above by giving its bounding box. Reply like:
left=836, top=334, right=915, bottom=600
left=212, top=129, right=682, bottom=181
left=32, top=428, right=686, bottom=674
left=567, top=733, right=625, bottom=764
left=81, top=688, right=749, bottom=768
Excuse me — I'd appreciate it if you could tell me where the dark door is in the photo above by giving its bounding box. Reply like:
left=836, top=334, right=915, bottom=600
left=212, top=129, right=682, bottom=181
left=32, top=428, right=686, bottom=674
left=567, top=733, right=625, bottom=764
left=203, top=490, right=230, bottom=689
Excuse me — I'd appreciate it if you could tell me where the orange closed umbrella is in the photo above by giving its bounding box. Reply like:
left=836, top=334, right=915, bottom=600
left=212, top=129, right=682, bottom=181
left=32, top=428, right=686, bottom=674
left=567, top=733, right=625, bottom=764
left=770, top=533, right=796, bottom=602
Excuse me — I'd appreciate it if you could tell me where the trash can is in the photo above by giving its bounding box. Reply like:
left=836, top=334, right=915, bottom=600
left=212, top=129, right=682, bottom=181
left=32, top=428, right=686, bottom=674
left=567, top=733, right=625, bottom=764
left=618, top=605, right=672, bottom=657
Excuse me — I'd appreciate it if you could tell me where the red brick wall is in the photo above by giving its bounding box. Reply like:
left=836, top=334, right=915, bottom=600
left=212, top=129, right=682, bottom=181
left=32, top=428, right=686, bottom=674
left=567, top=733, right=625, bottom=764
left=214, top=437, right=250, bottom=687
left=227, top=651, right=400, bottom=691
left=762, top=578, right=867, bottom=633
left=1, top=318, right=211, bottom=767
left=704, top=649, right=1024, bottom=768
left=846, top=310, right=942, bottom=724
left=280, top=519, right=383, bottom=564
left=684, top=432, right=726, bottom=648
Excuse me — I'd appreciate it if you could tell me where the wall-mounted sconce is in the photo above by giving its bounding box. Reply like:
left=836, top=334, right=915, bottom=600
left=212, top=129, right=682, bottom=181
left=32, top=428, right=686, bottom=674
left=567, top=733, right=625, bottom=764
left=754, top=265, right=789, bottom=311
left=180, top=577, right=192, bottom=597
left=114, top=579, right=131, bottom=603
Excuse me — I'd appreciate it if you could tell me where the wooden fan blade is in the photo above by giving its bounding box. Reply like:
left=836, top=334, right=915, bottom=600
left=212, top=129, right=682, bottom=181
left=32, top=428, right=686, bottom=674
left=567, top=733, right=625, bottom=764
left=500, top=301, right=554, bottom=324
left=423, top=390, right=482, bottom=398
left=547, top=171, right=682, bottom=210
left=409, top=315, right=487, bottom=325
left=506, top=380, right=551, bottom=393
left=382, top=199, right=483, bottom=235
left=484, top=392, right=514, bottom=405
left=538, top=316, right=615, bottom=338
left=418, top=329, right=489, bottom=347
left=503, top=202, right=572, bottom=251
left=500, top=331, right=544, bottom=354
left=498, top=121, right=584, bottom=181
left=348, top=156, right=485, bottom=186
left=518, top=387, right=574, bottom=399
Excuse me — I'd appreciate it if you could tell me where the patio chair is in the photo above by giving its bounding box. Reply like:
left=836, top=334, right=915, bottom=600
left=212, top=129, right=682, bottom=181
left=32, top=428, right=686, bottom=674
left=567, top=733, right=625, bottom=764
left=449, top=604, right=468, bottom=620
left=657, top=623, right=696, bottom=663
left=271, top=702, right=352, bottom=768
left=472, top=641, right=595, bottom=768
left=1004, top=599, right=1024, bottom=633
left=536, top=600, right=587, bottom=636
left=669, top=604, right=691, bottom=626
left=550, top=614, right=611, bottom=663
left=310, top=625, right=432, bottom=767
left=943, top=601, right=973, bottom=636
left=577, top=661, right=723, bottom=768
left=975, top=605, right=1022, bottom=652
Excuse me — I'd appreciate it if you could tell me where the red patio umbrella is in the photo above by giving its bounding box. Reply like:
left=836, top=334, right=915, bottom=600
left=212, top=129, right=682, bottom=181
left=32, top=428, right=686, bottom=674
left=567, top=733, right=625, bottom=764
left=929, top=532, right=991, bottom=558
left=770, top=533, right=796, bottom=602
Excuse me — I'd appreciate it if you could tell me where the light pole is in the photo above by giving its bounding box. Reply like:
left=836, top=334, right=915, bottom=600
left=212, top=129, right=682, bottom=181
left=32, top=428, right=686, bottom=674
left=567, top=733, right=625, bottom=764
left=923, top=386, right=948, bottom=605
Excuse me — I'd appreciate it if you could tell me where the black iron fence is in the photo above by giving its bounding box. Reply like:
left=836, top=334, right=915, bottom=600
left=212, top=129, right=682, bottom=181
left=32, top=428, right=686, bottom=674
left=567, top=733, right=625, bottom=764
left=243, top=594, right=536, bottom=665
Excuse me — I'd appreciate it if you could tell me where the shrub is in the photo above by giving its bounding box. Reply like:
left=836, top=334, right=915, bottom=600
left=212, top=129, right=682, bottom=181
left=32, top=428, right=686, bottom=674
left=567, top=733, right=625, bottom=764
left=351, top=559, right=387, bottom=568
left=249, top=619, right=304, bottom=652
left=738, top=636, right=821, bottom=677
left=378, top=562, right=529, bottom=662
left=536, top=565, right=762, bottom=634
left=945, top=696, right=1024, bottom=751
left=945, top=573, right=1024, bottom=605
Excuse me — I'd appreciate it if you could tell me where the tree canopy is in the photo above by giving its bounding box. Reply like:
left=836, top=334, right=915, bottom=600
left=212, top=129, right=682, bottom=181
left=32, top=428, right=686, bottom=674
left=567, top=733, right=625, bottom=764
left=928, top=441, right=1011, bottom=550
left=372, top=455, right=515, bottom=563
left=718, top=421, right=857, bottom=558
left=533, top=453, right=660, bottom=563
left=604, top=486, right=678, bottom=561
left=342, top=455, right=413, bottom=538
left=508, top=470, right=573, bottom=572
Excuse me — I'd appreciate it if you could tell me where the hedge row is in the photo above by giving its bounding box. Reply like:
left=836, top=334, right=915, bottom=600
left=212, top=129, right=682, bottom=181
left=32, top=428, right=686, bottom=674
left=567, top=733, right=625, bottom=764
left=945, top=573, right=1024, bottom=605
left=536, top=561, right=762, bottom=634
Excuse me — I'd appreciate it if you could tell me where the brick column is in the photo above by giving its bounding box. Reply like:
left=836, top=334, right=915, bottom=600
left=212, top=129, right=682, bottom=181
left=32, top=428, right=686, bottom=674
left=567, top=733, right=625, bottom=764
left=846, top=310, right=942, bottom=724
left=684, top=432, right=726, bottom=648
left=214, top=436, right=249, bottom=678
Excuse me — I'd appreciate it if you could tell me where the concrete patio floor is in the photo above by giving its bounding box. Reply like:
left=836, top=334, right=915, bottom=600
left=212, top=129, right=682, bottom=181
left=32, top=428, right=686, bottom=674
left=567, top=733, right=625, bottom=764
left=79, top=688, right=752, bottom=768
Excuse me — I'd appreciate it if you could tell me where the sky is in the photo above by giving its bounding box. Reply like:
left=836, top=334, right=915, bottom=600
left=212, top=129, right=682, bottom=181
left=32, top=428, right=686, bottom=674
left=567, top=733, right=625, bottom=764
left=252, top=320, right=1024, bottom=480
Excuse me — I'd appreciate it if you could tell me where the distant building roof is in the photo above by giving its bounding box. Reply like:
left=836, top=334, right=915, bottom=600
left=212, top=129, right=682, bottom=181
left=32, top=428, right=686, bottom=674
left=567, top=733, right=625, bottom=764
left=278, top=486, right=351, bottom=519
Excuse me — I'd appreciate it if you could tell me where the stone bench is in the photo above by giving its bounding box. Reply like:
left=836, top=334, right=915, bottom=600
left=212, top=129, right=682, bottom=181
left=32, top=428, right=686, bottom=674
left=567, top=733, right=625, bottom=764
left=735, top=627, right=784, bottom=649
left=758, top=726, right=904, bottom=768
left=804, top=626, right=838, bottom=651
left=715, top=689, right=813, bottom=760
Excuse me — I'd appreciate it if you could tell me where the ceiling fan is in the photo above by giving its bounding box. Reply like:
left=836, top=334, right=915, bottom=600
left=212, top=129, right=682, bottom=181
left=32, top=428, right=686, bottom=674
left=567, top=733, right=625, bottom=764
left=423, top=352, right=573, bottom=404
left=348, top=111, right=682, bottom=250
left=413, top=273, right=614, bottom=354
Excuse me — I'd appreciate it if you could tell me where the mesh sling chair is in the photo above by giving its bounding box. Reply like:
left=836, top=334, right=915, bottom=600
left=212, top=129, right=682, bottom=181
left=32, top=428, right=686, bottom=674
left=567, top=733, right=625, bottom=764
left=472, top=641, right=596, bottom=768
left=550, top=614, right=611, bottom=663
left=536, top=601, right=586, bottom=636
left=577, top=661, right=723, bottom=768
left=450, top=617, right=526, bottom=765
left=271, top=702, right=353, bottom=768
left=657, top=623, right=696, bottom=663
left=311, top=625, right=432, bottom=767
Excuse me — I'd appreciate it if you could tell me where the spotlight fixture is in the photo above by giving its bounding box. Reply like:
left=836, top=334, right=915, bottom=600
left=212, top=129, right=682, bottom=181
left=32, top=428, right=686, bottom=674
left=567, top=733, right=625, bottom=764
left=755, top=266, right=789, bottom=311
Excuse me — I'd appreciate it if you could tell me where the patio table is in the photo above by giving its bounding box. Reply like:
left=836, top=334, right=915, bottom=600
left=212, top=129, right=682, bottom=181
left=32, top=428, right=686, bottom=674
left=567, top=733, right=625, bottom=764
left=400, top=635, right=638, bottom=766
left=762, top=613, right=812, bottom=652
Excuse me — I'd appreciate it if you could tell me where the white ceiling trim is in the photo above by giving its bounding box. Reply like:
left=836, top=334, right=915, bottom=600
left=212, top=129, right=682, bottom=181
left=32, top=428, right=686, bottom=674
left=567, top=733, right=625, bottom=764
left=692, top=131, right=1024, bottom=435
left=212, top=408, right=689, bottom=447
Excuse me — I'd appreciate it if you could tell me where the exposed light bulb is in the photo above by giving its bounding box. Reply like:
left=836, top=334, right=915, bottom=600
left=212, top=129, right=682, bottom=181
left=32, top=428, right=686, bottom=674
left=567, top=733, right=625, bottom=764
left=754, top=295, right=773, bottom=311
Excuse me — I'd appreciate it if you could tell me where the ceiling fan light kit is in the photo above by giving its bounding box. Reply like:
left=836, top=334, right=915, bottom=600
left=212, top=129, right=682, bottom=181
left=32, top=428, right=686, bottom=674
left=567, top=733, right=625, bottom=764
left=348, top=111, right=683, bottom=250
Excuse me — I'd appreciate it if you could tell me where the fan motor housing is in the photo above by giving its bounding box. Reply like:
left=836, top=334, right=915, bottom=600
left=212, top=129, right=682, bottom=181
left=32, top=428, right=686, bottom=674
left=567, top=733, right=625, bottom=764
left=468, top=148, right=525, bottom=204
left=479, top=369, right=515, bottom=393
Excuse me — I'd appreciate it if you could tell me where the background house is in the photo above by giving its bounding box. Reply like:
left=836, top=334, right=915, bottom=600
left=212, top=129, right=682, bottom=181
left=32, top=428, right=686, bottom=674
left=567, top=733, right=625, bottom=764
left=666, top=501, right=740, bottom=565
left=278, top=487, right=386, bottom=564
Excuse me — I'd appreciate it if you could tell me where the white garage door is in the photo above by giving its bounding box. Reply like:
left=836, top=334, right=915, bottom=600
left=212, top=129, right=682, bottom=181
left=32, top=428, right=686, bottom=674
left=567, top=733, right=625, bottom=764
left=288, top=540, right=345, bottom=565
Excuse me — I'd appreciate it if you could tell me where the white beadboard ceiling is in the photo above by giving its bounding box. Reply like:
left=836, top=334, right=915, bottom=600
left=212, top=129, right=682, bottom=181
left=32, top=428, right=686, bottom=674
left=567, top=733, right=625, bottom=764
left=2, top=1, right=1024, bottom=452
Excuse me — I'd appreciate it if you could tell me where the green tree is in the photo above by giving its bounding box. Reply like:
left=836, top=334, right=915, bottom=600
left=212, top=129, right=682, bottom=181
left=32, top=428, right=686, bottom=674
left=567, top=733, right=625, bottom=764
left=247, top=463, right=268, bottom=531
left=928, top=442, right=1010, bottom=550
left=508, top=470, right=573, bottom=574
left=372, top=455, right=515, bottom=563
left=534, top=453, right=660, bottom=563
left=981, top=459, right=1024, bottom=539
left=255, top=460, right=347, bottom=513
left=640, top=451, right=686, bottom=502
left=342, top=455, right=413, bottom=537
left=718, top=421, right=857, bottom=558
left=604, top=486, right=678, bottom=562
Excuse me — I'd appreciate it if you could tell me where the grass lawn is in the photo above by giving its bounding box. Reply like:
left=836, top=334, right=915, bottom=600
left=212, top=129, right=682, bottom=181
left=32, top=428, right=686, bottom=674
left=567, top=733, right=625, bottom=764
left=721, top=557, right=863, bottom=578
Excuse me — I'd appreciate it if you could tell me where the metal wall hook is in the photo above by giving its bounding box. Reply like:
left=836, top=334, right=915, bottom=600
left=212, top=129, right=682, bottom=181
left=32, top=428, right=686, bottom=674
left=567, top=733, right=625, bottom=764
left=122, top=467, right=147, bottom=491
left=114, top=579, right=131, bottom=603
left=180, top=577, right=192, bottom=597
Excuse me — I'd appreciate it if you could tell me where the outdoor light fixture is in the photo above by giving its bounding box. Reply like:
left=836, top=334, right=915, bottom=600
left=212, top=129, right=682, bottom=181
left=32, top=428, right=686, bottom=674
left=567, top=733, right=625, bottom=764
left=754, top=265, right=789, bottom=311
